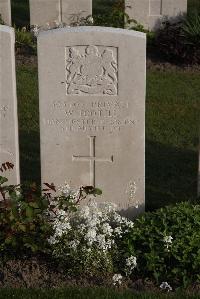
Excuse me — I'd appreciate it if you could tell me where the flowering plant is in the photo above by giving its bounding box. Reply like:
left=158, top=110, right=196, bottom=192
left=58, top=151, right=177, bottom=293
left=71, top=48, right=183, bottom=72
left=47, top=183, right=136, bottom=277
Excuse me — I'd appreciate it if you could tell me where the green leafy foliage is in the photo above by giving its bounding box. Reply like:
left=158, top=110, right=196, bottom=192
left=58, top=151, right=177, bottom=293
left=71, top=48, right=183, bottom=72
left=117, top=202, right=200, bottom=287
left=93, top=0, right=125, bottom=28
left=154, top=13, right=200, bottom=64
left=15, top=27, right=36, bottom=55
left=0, top=163, right=102, bottom=257
left=0, top=168, right=51, bottom=254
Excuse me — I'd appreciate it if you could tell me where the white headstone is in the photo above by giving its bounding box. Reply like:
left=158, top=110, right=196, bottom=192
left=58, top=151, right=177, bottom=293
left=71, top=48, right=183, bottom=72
left=0, top=0, right=11, bottom=26
left=38, top=27, right=146, bottom=217
left=0, top=26, right=20, bottom=184
left=61, top=0, right=92, bottom=25
left=29, top=0, right=92, bottom=28
left=125, top=0, right=187, bottom=31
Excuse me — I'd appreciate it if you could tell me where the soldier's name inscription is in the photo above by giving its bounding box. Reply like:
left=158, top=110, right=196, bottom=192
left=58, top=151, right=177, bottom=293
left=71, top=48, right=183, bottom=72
left=43, top=100, right=135, bottom=133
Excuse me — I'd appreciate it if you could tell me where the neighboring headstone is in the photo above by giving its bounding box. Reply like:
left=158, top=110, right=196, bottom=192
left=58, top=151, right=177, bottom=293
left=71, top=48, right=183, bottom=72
left=38, top=27, right=146, bottom=217
left=61, top=0, right=92, bottom=25
left=0, top=26, right=20, bottom=184
left=125, top=0, right=187, bottom=31
left=29, top=0, right=92, bottom=28
left=0, top=0, right=11, bottom=26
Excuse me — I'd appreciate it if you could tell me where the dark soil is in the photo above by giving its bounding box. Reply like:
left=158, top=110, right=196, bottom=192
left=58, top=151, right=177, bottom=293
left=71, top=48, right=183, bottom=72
left=16, top=54, right=37, bottom=67
left=0, top=257, right=200, bottom=295
left=147, top=48, right=200, bottom=73
left=0, top=257, right=159, bottom=292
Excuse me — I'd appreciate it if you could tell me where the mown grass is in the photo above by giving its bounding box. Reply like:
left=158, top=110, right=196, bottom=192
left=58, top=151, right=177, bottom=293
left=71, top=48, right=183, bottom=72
left=16, top=66, right=40, bottom=184
left=146, top=70, right=200, bottom=210
left=0, top=288, right=200, bottom=299
left=16, top=65, right=200, bottom=210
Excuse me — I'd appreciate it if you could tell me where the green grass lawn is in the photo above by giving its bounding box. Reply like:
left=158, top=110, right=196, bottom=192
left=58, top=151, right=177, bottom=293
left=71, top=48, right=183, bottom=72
left=1, top=288, right=200, bottom=299
left=16, top=65, right=200, bottom=211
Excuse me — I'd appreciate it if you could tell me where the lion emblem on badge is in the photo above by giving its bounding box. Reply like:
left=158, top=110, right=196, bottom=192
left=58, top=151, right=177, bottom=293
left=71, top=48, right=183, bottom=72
left=66, top=45, right=118, bottom=95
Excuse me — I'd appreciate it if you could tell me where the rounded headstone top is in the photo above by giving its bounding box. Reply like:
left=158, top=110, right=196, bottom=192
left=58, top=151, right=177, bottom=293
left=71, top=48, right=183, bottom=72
left=38, top=26, right=146, bottom=40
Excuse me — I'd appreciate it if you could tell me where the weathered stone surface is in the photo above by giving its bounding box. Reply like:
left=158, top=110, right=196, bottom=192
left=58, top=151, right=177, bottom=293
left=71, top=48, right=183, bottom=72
left=61, top=0, right=92, bottom=25
left=29, top=0, right=92, bottom=27
left=0, top=0, right=11, bottom=26
left=0, top=26, right=20, bottom=184
left=125, top=0, right=187, bottom=30
left=29, top=0, right=60, bottom=28
left=38, top=27, right=146, bottom=217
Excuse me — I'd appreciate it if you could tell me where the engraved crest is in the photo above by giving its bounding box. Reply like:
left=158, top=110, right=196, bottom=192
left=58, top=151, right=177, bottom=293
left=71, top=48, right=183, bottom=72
left=66, top=45, right=118, bottom=96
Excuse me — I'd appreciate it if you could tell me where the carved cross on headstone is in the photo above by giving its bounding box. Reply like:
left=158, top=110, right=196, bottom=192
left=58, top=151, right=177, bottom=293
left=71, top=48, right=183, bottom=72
left=59, top=0, right=63, bottom=23
left=72, top=136, right=114, bottom=187
left=149, top=0, right=163, bottom=16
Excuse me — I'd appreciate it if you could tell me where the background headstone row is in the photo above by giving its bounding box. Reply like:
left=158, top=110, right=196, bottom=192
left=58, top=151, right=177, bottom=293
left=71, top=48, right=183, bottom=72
left=0, top=0, right=187, bottom=31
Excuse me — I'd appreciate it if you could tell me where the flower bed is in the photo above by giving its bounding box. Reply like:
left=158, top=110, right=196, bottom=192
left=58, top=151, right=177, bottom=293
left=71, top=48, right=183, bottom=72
left=0, top=163, right=200, bottom=292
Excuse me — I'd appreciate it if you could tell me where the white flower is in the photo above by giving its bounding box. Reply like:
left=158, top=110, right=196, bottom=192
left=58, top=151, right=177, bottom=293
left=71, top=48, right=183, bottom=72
left=125, top=256, right=137, bottom=275
left=32, top=25, right=40, bottom=37
left=85, top=228, right=97, bottom=246
left=68, top=240, right=80, bottom=250
left=112, top=213, right=123, bottom=224
left=79, top=206, right=90, bottom=219
left=163, top=235, right=173, bottom=250
left=48, top=235, right=58, bottom=245
left=160, top=282, right=172, bottom=292
left=114, top=227, right=123, bottom=237
left=87, top=16, right=94, bottom=24
left=96, top=234, right=106, bottom=250
left=102, top=223, right=113, bottom=236
left=112, top=274, right=123, bottom=286
left=164, top=236, right=173, bottom=244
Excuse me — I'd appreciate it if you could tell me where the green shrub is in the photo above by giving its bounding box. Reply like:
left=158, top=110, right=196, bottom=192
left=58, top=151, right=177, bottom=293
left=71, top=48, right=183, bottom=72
left=15, top=27, right=36, bottom=55
left=93, top=0, right=125, bottom=28
left=0, top=164, right=101, bottom=258
left=154, top=13, right=200, bottom=64
left=117, top=202, right=200, bottom=287
left=0, top=163, right=51, bottom=255
left=1, top=164, right=200, bottom=288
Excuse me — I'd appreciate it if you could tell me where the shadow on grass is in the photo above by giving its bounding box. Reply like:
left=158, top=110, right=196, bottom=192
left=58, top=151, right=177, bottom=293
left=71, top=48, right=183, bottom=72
left=146, top=139, right=198, bottom=211
left=11, top=0, right=30, bottom=28
left=19, top=130, right=41, bottom=185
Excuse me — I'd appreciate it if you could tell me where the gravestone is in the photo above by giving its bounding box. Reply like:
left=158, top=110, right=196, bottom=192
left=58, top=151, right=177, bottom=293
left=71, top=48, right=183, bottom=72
left=125, top=0, right=187, bottom=30
left=29, top=0, right=92, bottom=28
left=0, top=26, right=20, bottom=184
left=0, top=0, right=11, bottom=26
left=38, top=27, right=146, bottom=216
left=61, top=0, right=92, bottom=25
